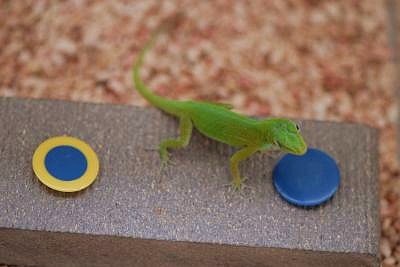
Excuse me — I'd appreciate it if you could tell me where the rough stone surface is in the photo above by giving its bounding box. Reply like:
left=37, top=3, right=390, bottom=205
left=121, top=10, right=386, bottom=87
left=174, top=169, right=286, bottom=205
left=0, top=97, right=380, bottom=267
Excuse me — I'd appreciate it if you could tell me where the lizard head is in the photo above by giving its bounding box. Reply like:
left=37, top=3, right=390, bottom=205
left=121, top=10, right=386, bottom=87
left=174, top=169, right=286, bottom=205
left=263, top=118, right=307, bottom=155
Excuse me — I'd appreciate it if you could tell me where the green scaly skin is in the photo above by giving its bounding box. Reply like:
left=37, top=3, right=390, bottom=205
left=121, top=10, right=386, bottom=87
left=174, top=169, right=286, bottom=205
left=132, top=31, right=307, bottom=190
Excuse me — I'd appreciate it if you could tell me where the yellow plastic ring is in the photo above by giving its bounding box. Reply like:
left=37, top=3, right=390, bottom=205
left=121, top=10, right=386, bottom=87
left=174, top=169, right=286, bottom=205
left=32, top=136, right=99, bottom=192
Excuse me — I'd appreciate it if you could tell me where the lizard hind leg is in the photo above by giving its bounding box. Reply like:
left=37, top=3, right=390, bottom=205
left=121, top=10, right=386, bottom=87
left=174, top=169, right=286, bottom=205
left=159, top=116, right=193, bottom=168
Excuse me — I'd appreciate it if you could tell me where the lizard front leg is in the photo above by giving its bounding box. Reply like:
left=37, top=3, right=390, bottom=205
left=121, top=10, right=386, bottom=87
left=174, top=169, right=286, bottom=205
left=229, top=146, right=260, bottom=190
left=159, top=116, right=193, bottom=166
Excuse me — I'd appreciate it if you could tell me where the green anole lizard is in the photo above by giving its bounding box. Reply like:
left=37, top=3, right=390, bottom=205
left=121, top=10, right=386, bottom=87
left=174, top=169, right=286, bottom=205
left=132, top=29, right=307, bottom=190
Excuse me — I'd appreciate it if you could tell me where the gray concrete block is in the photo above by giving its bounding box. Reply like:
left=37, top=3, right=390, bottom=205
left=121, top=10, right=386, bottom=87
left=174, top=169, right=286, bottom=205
left=0, top=97, right=380, bottom=267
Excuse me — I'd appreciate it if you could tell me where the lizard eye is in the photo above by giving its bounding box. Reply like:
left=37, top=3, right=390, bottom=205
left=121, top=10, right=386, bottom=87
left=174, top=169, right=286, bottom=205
left=295, top=124, right=300, bottom=131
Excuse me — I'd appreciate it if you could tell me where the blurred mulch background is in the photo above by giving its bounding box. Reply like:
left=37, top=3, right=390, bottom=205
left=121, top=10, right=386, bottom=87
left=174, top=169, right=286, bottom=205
left=0, top=0, right=398, bottom=266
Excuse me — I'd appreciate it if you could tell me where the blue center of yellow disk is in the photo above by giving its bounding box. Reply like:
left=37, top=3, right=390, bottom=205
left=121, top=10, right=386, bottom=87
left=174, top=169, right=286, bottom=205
left=45, top=146, right=88, bottom=181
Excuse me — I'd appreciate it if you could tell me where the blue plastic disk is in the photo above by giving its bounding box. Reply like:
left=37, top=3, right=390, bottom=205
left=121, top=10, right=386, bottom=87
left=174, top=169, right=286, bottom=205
left=273, top=148, right=340, bottom=207
left=45, top=146, right=88, bottom=181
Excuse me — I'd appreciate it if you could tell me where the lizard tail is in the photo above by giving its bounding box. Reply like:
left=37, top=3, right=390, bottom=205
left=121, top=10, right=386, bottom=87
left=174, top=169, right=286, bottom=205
left=132, top=28, right=181, bottom=115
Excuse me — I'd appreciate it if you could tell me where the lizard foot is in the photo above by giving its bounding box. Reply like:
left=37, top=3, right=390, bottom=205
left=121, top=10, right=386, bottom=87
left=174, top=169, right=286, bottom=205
left=223, top=178, right=255, bottom=198
left=160, top=157, right=176, bottom=168
left=224, top=177, right=253, bottom=192
left=159, top=149, right=174, bottom=164
left=231, top=180, right=244, bottom=191
left=158, top=150, right=176, bottom=174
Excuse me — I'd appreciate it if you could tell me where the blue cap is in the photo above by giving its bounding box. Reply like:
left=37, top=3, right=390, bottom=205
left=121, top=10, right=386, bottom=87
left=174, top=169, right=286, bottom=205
left=45, top=145, right=88, bottom=181
left=273, top=148, right=340, bottom=207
